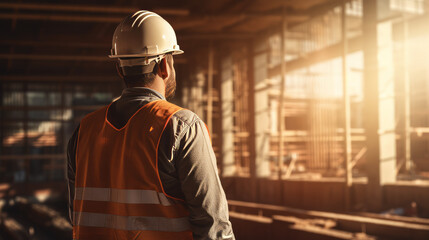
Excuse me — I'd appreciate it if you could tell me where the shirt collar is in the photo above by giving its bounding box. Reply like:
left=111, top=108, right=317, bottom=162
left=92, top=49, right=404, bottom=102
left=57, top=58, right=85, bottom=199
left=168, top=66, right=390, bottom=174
left=121, top=87, right=166, bottom=100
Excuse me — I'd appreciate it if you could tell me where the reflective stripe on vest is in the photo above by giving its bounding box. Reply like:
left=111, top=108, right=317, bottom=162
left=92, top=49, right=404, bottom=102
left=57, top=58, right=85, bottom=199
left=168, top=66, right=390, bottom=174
left=75, top=187, right=173, bottom=206
left=74, top=212, right=190, bottom=232
left=73, top=100, right=192, bottom=240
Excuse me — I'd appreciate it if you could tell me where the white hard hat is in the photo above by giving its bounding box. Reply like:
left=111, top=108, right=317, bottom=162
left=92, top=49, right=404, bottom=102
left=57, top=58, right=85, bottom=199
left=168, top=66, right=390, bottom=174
left=109, top=10, right=183, bottom=71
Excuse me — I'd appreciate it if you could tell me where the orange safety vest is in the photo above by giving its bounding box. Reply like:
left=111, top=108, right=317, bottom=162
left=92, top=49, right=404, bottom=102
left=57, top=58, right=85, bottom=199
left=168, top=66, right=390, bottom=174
left=73, top=100, right=193, bottom=240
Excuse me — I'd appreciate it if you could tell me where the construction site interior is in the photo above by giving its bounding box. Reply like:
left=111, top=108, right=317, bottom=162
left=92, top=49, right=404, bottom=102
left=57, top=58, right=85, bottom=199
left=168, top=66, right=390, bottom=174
left=1, top=0, right=429, bottom=239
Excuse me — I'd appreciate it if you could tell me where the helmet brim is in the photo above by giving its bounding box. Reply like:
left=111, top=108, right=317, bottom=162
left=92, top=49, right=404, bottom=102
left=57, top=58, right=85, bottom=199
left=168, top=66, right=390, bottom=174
left=109, top=49, right=184, bottom=59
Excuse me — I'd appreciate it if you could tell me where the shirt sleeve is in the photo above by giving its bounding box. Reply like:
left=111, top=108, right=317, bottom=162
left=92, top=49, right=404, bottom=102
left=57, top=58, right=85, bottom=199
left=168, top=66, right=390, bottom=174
left=175, top=117, right=235, bottom=240
left=66, top=124, right=79, bottom=225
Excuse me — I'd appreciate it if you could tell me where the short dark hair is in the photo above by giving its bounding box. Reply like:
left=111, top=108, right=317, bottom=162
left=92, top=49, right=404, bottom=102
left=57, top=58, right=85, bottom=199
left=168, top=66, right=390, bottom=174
left=122, top=64, right=158, bottom=87
left=123, top=71, right=156, bottom=87
left=120, top=54, right=172, bottom=87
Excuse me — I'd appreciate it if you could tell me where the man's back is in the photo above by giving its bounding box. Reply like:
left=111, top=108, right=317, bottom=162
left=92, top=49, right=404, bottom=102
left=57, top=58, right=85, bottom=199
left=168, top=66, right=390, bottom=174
left=73, top=99, right=191, bottom=239
left=67, top=87, right=234, bottom=239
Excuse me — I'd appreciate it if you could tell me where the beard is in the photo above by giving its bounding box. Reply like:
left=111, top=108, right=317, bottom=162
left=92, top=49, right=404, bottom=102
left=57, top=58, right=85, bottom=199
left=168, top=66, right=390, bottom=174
left=165, top=76, right=176, bottom=100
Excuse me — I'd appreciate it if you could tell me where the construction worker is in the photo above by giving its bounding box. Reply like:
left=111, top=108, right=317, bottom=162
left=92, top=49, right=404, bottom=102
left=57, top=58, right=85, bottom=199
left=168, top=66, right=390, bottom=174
left=66, top=10, right=234, bottom=240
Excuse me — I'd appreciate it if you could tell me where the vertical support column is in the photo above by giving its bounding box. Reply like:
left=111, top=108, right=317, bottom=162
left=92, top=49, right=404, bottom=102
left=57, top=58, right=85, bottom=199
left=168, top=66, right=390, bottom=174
left=221, top=56, right=235, bottom=176
left=61, top=79, right=67, bottom=181
left=248, top=41, right=257, bottom=179
left=277, top=12, right=287, bottom=180
left=181, top=65, right=190, bottom=108
left=363, top=0, right=397, bottom=211
left=193, top=70, right=205, bottom=118
left=207, top=42, right=214, bottom=134
left=342, top=0, right=353, bottom=211
left=0, top=82, right=3, bottom=173
left=0, top=83, right=3, bottom=151
left=402, top=17, right=411, bottom=173
left=254, top=45, right=270, bottom=178
left=23, top=82, right=29, bottom=182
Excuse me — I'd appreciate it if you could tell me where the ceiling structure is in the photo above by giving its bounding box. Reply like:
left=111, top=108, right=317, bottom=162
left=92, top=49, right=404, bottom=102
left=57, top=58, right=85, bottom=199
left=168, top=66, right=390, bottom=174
left=0, top=0, right=344, bottom=81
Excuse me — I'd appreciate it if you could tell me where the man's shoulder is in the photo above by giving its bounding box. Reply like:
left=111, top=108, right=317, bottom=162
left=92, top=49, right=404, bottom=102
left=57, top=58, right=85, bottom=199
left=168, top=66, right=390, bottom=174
left=172, top=108, right=200, bottom=127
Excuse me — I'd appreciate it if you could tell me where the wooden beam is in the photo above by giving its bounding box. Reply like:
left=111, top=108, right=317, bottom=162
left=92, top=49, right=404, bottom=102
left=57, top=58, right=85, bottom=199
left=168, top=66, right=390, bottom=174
left=341, top=0, right=353, bottom=212
left=13, top=199, right=72, bottom=239
left=228, top=200, right=429, bottom=240
left=0, top=2, right=309, bottom=18
left=0, top=39, right=111, bottom=48
left=0, top=3, right=190, bottom=16
left=0, top=54, right=187, bottom=63
left=0, top=105, right=105, bottom=111
left=268, top=36, right=362, bottom=77
left=363, top=0, right=397, bottom=211
left=0, top=214, right=28, bottom=240
left=303, top=0, right=353, bottom=18
left=0, top=53, right=110, bottom=61
left=0, top=34, right=253, bottom=51
left=247, top=41, right=257, bottom=179
left=0, top=13, right=123, bottom=23
left=358, top=212, right=429, bottom=226
left=277, top=11, right=287, bottom=180
left=0, top=11, right=307, bottom=24
left=402, top=16, right=412, bottom=173
left=0, top=2, right=138, bottom=14
left=0, top=75, right=118, bottom=82
left=273, top=215, right=377, bottom=240
left=207, top=42, right=214, bottom=134
left=178, top=33, right=255, bottom=40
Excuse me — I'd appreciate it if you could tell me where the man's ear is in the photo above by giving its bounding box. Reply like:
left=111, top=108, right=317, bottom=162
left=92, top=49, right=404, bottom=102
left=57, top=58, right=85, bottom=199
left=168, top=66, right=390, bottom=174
left=158, top=58, right=169, bottom=79
left=115, top=62, right=124, bottom=78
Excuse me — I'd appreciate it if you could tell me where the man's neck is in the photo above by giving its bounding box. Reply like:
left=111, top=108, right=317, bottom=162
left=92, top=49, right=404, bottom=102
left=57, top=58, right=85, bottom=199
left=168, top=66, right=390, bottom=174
left=127, top=78, right=165, bottom=98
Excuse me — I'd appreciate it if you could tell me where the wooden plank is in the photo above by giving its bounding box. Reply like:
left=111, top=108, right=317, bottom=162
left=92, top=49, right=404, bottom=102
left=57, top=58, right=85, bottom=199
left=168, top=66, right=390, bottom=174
left=18, top=202, right=72, bottom=239
left=273, top=215, right=377, bottom=240
left=357, top=212, right=429, bottom=226
left=229, top=211, right=272, bottom=223
left=228, top=200, right=429, bottom=239
left=0, top=214, right=27, bottom=240
left=229, top=211, right=272, bottom=240
left=230, top=209, right=377, bottom=240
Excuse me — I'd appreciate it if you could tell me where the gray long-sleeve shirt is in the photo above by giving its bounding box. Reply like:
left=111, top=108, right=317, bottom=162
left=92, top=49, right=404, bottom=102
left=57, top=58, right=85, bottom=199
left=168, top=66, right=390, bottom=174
left=66, top=87, right=234, bottom=240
